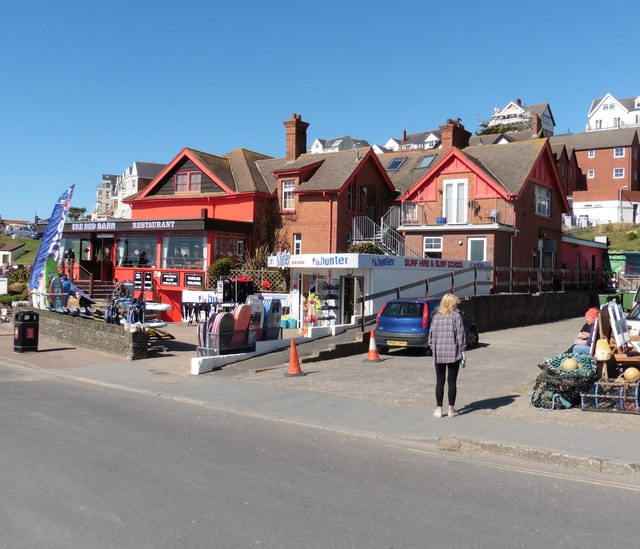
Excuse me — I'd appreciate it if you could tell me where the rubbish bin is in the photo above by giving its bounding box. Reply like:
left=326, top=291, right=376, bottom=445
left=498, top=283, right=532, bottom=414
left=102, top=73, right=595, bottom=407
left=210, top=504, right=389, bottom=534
left=620, top=291, right=636, bottom=312
left=598, top=292, right=621, bottom=306
left=14, top=311, right=39, bottom=353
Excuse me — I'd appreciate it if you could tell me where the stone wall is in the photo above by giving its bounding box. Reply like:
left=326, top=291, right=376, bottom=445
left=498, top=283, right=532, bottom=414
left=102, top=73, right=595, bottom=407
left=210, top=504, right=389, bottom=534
left=22, top=308, right=148, bottom=360
left=459, top=290, right=600, bottom=333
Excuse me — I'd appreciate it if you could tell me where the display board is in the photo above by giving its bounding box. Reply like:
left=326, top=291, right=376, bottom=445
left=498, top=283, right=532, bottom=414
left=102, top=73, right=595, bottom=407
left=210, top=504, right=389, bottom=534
left=606, top=302, right=630, bottom=352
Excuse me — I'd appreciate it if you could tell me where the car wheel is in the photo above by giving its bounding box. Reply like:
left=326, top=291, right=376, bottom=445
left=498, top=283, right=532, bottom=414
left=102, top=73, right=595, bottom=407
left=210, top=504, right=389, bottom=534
left=424, top=346, right=433, bottom=356
left=467, top=327, right=479, bottom=348
left=378, top=345, right=389, bottom=355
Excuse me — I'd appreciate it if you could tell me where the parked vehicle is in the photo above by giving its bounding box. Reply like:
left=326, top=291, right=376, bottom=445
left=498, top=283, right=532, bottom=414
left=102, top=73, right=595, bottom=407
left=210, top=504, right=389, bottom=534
left=4, top=225, right=37, bottom=238
left=374, top=297, right=479, bottom=355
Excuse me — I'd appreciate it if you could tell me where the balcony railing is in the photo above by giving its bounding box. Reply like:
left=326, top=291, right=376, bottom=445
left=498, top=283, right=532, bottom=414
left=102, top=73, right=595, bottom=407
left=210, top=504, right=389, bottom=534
left=383, top=201, right=515, bottom=228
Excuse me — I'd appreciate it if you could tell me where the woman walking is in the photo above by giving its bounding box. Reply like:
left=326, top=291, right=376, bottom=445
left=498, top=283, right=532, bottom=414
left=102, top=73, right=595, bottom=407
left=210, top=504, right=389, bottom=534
left=427, top=293, right=467, bottom=418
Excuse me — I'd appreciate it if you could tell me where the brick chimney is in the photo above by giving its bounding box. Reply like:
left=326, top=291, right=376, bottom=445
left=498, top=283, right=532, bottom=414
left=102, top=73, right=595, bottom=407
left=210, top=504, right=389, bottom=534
left=531, top=113, right=542, bottom=135
left=284, top=113, right=309, bottom=161
left=439, top=118, right=471, bottom=152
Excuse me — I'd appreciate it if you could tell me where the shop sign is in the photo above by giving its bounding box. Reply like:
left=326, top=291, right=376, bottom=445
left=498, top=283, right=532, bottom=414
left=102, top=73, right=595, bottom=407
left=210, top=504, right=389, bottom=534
left=287, top=254, right=357, bottom=268
left=134, top=271, right=143, bottom=290
left=144, top=271, right=153, bottom=291
left=403, top=258, right=465, bottom=269
left=71, top=222, right=117, bottom=231
left=131, top=220, right=176, bottom=229
left=185, top=273, right=204, bottom=287
left=161, top=272, right=180, bottom=286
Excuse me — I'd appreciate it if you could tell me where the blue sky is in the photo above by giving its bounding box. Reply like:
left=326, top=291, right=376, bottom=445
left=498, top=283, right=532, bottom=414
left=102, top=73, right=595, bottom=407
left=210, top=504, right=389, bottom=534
left=1, top=0, right=637, bottom=222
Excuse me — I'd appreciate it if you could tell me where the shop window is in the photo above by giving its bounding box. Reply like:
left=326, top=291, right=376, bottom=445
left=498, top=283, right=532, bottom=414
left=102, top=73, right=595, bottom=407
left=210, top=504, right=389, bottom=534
left=162, top=234, right=206, bottom=269
left=60, top=238, right=82, bottom=264
left=215, top=233, right=246, bottom=260
left=117, top=235, right=157, bottom=267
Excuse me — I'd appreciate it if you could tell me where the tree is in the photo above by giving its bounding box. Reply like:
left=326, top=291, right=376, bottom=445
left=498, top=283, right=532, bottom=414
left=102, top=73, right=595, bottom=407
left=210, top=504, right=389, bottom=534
left=68, top=207, right=87, bottom=221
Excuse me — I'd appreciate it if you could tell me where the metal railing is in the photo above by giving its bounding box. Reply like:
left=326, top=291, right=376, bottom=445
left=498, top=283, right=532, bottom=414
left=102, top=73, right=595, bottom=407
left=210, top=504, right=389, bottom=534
left=353, top=216, right=421, bottom=257
left=383, top=202, right=515, bottom=227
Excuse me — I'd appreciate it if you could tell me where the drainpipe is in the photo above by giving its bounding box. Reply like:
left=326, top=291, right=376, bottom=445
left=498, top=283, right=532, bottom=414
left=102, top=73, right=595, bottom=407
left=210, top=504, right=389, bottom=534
left=324, top=192, right=334, bottom=252
left=509, top=231, right=517, bottom=293
left=509, top=201, right=519, bottom=292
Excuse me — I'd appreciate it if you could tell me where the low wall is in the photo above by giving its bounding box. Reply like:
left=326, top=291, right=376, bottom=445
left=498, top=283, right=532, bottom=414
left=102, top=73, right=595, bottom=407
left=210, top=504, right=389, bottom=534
left=460, top=290, right=600, bottom=333
left=21, top=308, right=148, bottom=360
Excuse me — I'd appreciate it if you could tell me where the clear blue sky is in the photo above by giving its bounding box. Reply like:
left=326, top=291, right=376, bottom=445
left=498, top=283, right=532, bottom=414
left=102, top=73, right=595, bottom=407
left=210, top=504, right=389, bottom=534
left=1, top=0, right=637, bottom=222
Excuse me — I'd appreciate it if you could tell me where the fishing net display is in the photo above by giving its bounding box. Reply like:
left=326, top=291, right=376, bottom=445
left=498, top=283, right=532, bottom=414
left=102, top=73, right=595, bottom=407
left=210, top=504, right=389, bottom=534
left=530, top=353, right=597, bottom=410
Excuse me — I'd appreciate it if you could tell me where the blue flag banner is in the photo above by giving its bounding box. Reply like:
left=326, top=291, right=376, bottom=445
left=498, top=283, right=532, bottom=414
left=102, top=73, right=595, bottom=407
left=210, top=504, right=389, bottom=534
left=29, top=185, right=75, bottom=292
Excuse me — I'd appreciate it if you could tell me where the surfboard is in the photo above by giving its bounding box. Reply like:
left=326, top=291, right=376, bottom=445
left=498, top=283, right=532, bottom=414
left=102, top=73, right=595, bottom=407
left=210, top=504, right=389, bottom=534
left=44, top=257, right=63, bottom=310
left=231, top=304, right=252, bottom=346
left=246, top=295, right=265, bottom=343
left=265, top=298, right=282, bottom=340
left=212, top=312, right=235, bottom=351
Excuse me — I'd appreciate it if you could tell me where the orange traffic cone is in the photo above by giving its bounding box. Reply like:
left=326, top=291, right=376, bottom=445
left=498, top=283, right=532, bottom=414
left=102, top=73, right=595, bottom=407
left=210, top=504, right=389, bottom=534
left=285, top=339, right=306, bottom=377
left=365, top=330, right=382, bottom=362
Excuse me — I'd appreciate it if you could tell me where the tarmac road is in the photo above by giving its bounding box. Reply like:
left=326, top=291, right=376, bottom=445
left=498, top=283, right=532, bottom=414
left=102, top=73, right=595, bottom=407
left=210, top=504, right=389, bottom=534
left=0, top=315, right=638, bottom=476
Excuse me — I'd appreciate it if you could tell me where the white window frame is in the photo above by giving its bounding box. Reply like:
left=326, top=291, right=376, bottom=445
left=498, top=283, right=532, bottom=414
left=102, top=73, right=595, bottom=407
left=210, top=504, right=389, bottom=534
left=442, top=178, right=468, bottom=224
left=282, top=180, right=295, bottom=211
left=614, top=147, right=625, bottom=158
left=588, top=149, right=595, bottom=158
left=587, top=170, right=595, bottom=179
left=402, top=202, right=418, bottom=224
left=293, top=233, right=302, bottom=255
left=535, top=185, right=551, bottom=217
left=467, top=237, right=487, bottom=262
left=614, top=168, right=625, bottom=179
left=423, top=236, right=442, bottom=258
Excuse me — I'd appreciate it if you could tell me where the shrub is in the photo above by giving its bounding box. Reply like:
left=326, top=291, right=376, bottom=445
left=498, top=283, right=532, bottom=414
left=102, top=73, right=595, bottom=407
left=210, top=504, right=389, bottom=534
left=8, top=265, right=30, bottom=285
left=8, top=282, right=28, bottom=295
left=207, top=257, right=237, bottom=284
left=240, top=243, right=271, bottom=271
left=347, top=242, right=385, bottom=254
left=0, top=294, right=20, bottom=305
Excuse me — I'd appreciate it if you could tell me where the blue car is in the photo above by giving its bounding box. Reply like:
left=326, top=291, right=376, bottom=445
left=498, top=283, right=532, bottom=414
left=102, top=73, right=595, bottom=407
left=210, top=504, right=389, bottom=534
left=374, top=297, right=479, bottom=355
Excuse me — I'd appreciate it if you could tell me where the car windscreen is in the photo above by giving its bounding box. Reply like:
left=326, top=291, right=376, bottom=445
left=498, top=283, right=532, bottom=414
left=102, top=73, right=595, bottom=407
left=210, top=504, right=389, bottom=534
left=381, top=302, right=424, bottom=318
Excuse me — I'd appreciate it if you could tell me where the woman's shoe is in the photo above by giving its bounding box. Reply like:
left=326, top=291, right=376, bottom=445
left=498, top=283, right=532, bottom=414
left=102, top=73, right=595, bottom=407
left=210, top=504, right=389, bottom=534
left=448, top=409, right=459, bottom=418
left=433, top=408, right=443, bottom=418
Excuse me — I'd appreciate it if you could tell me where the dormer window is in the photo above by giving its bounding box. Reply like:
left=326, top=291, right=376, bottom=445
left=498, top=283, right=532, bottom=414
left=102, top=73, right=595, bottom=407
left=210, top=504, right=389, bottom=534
left=282, top=180, right=295, bottom=211
left=175, top=171, right=202, bottom=193
left=387, top=157, right=407, bottom=171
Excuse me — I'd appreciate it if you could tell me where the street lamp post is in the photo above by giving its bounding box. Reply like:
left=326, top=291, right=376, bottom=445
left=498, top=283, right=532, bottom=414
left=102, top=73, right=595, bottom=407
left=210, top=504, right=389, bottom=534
left=619, top=185, right=628, bottom=223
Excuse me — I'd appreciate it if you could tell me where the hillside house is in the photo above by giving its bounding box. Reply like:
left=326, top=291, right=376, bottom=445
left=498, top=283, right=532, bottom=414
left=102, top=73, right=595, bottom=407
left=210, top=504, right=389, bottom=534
left=587, top=92, right=640, bottom=132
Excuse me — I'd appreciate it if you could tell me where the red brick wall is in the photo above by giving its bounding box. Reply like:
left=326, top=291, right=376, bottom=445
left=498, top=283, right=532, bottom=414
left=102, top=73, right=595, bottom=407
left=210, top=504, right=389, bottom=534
left=575, top=142, right=640, bottom=195
left=276, top=156, right=393, bottom=254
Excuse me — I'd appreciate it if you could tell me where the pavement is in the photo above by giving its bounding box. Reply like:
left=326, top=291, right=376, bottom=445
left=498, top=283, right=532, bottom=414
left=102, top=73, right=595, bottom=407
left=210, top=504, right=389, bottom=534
left=0, top=316, right=639, bottom=478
